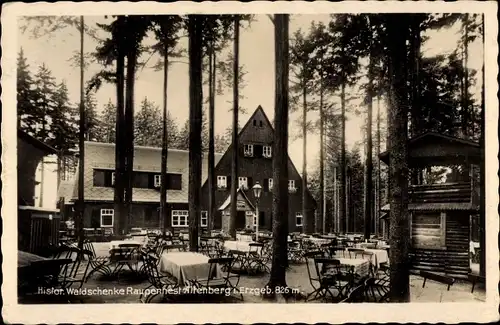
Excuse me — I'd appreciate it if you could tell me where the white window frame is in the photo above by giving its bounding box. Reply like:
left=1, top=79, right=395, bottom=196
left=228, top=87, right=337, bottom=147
left=263, top=146, right=272, bottom=158
left=268, top=178, right=273, bottom=190
left=172, top=210, right=189, bottom=227
left=217, top=176, right=227, bottom=189
left=201, top=211, right=208, bottom=227
left=100, top=209, right=114, bottom=228
left=296, top=212, right=303, bottom=227
left=288, top=180, right=296, bottom=192
left=111, top=172, right=115, bottom=186
left=154, top=174, right=161, bottom=188
left=244, top=144, right=254, bottom=157
left=238, top=176, right=248, bottom=190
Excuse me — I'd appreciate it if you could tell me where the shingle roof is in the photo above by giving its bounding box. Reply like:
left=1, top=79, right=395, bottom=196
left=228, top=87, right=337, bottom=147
left=380, top=202, right=479, bottom=212
left=71, top=142, right=223, bottom=204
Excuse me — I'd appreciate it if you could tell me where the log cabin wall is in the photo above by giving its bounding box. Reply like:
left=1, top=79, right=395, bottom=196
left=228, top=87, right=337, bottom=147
left=410, top=211, right=470, bottom=278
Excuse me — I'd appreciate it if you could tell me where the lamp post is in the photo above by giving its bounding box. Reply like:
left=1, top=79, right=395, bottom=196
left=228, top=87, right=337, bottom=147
left=252, top=182, right=262, bottom=242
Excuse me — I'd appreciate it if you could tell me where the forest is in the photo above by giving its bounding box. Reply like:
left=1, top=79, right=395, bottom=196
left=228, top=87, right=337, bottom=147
left=17, top=13, right=485, bottom=301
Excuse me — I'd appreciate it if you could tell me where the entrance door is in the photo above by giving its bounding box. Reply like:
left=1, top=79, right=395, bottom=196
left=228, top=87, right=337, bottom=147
left=236, top=211, right=246, bottom=230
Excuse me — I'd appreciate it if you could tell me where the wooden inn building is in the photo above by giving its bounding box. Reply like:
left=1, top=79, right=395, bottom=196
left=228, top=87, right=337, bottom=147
left=58, top=106, right=316, bottom=234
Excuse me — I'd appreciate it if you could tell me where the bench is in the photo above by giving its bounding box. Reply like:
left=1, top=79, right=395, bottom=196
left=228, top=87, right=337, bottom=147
left=420, top=270, right=455, bottom=291
left=468, top=273, right=485, bottom=293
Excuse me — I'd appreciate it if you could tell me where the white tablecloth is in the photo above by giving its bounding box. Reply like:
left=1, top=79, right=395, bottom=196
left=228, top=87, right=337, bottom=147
left=307, top=237, right=331, bottom=246
left=362, top=248, right=389, bottom=268
left=160, top=252, right=219, bottom=286
left=224, top=240, right=257, bottom=252
left=236, top=234, right=253, bottom=242
left=336, top=258, right=370, bottom=278
left=109, top=240, right=142, bottom=250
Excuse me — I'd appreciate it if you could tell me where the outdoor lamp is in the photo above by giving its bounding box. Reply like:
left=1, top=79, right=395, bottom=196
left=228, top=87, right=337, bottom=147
left=252, top=182, right=262, bottom=241
left=252, top=182, right=262, bottom=199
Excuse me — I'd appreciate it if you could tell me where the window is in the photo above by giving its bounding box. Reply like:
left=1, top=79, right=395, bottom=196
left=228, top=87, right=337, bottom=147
left=111, top=172, right=115, bottom=186
left=268, top=178, right=273, bottom=191
left=263, top=146, right=272, bottom=158
left=217, top=176, right=227, bottom=189
left=154, top=174, right=161, bottom=187
left=296, top=212, right=303, bottom=226
left=288, top=180, right=297, bottom=193
left=238, top=177, right=248, bottom=190
left=411, top=212, right=446, bottom=249
left=259, top=120, right=263, bottom=127
left=253, top=119, right=257, bottom=126
left=244, top=144, right=254, bottom=157
left=201, top=211, right=208, bottom=227
left=167, top=173, right=183, bottom=190
left=172, top=210, right=188, bottom=227
left=100, top=209, right=114, bottom=228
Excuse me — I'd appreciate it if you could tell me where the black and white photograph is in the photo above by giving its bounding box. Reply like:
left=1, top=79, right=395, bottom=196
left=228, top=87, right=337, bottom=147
left=2, top=1, right=498, bottom=323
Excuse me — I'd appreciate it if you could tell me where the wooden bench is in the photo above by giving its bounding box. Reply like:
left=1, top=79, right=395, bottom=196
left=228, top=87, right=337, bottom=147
left=420, top=270, right=455, bottom=291
left=468, top=273, right=485, bottom=293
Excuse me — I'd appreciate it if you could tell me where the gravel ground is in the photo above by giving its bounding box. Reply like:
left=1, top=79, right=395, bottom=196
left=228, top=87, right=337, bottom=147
left=19, top=242, right=486, bottom=304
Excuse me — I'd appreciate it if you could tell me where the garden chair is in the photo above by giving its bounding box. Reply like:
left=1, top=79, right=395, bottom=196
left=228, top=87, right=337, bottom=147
left=347, top=248, right=365, bottom=259
left=192, top=257, right=243, bottom=301
left=364, top=277, right=390, bottom=302
left=303, top=250, right=327, bottom=301
left=340, top=284, right=366, bottom=303
left=139, top=252, right=177, bottom=303
left=247, top=242, right=271, bottom=273
left=83, top=240, right=113, bottom=279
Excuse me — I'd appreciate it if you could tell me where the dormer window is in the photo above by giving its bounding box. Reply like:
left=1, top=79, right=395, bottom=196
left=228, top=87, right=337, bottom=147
left=288, top=180, right=297, bottom=193
left=238, top=177, right=248, bottom=190
left=154, top=174, right=161, bottom=187
left=263, top=146, right=272, bottom=158
left=217, top=176, right=227, bottom=189
left=244, top=144, right=254, bottom=157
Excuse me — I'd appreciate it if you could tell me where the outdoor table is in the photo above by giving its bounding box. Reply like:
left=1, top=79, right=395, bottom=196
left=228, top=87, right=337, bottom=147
left=18, top=251, right=49, bottom=268
left=355, top=242, right=377, bottom=249
left=109, top=240, right=142, bottom=250
left=224, top=240, right=256, bottom=252
left=336, top=257, right=371, bottom=278
left=159, top=251, right=220, bottom=287
left=236, top=234, right=253, bottom=242
left=306, top=237, right=331, bottom=246
left=362, top=248, right=389, bottom=269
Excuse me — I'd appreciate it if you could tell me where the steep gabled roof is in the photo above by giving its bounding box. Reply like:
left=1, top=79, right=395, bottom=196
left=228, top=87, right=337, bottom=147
left=18, top=129, right=57, bottom=154
left=218, top=187, right=256, bottom=211
left=380, top=202, right=479, bottom=212
left=71, top=142, right=223, bottom=203
left=204, top=105, right=317, bottom=208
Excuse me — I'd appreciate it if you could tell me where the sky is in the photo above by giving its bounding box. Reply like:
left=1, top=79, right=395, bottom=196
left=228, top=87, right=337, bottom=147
left=17, top=14, right=483, bottom=209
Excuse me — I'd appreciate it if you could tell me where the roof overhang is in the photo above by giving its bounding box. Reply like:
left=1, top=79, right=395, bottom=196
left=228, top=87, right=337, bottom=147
left=380, top=202, right=479, bottom=212
left=18, top=129, right=57, bottom=155
left=379, top=132, right=481, bottom=167
left=218, top=187, right=256, bottom=211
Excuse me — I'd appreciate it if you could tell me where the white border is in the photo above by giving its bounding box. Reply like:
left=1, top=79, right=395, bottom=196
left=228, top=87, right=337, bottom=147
left=2, top=1, right=499, bottom=324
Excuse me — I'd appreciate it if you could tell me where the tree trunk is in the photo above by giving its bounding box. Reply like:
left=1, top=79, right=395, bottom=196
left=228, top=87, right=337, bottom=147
left=318, top=73, right=324, bottom=234
left=208, top=43, right=216, bottom=232
left=160, top=51, right=169, bottom=235
left=124, top=39, right=137, bottom=236
left=113, top=19, right=126, bottom=237
left=188, top=15, right=203, bottom=251
left=229, top=16, right=240, bottom=239
left=364, top=42, right=374, bottom=240
left=301, top=79, right=310, bottom=234
left=386, top=14, right=411, bottom=303
left=77, top=16, right=85, bottom=250
left=462, top=14, right=470, bottom=138
left=340, top=81, right=346, bottom=233
left=265, top=14, right=290, bottom=295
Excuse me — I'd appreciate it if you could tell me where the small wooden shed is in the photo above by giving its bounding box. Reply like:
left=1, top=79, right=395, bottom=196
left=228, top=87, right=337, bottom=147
left=379, top=132, right=481, bottom=278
